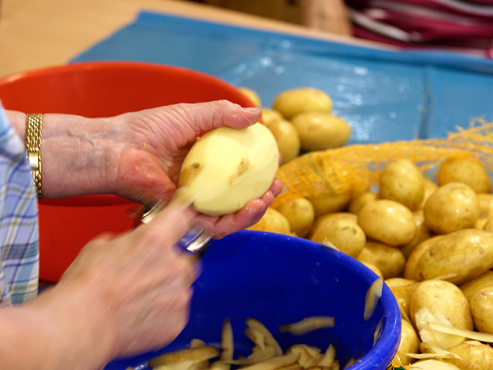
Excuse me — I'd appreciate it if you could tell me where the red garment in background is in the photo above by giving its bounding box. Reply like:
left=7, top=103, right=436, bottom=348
left=344, top=0, right=493, bottom=58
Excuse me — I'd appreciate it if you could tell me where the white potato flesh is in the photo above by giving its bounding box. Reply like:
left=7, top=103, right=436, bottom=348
left=178, top=123, right=279, bottom=216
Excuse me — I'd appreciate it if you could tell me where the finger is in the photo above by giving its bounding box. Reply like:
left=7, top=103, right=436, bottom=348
left=169, top=100, right=261, bottom=133
left=194, top=179, right=283, bottom=238
left=136, top=203, right=198, bottom=248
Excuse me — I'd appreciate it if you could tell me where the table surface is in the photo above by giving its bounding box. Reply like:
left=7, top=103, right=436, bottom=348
left=0, top=0, right=388, bottom=79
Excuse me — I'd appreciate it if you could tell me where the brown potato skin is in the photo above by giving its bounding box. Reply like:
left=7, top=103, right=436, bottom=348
left=399, top=210, right=431, bottom=260
left=437, top=156, right=491, bottom=194
left=291, top=112, right=351, bottom=151
left=358, top=199, right=416, bottom=247
left=261, top=108, right=283, bottom=127
left=448, top=340, right=493, bottom=370
left=409, top=280, right=474, bottom=331
left=478, top=193, right=493, bottom=218
left=386, top=278, right=417, bottom=319
left=308, top=191, right=352, bottom=218
left=273, top=88, right=332, bottom=119
left=413, top=229, right=493, bottom=285
left=459, top=270, right=493, bottom=301
left=393, top=319, right=420, bottom=366
left=379, top=159, right=424, bottom=211
left=404, top=235, right=444, bottom=281
left=268, top=120, right=300, bottom=165
left=423, top=182, right=479, bottom=234
left=470, top=285, right=493, bottom=334
left=349, top=191, right=377, bottom=215
left=418, top=178, right=438, bottom=210
left=277, top=197, right=315, bottom=238
left=357, top=241, right=406, bottom=279
left=310, top=218, right=366, bottom=257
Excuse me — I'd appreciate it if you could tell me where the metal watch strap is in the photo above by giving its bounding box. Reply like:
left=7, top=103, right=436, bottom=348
left=26, top=113, right=43, bottom=199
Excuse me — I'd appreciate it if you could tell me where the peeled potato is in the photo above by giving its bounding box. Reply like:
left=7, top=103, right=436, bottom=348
left=178, top=123, right=279, bottom=216
left=239, top=87, right=261, bottom=107
left=272, top=87, right=332, bottom=119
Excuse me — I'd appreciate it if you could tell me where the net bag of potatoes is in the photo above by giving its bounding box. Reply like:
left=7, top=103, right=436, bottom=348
left=249, top=119, right=493, bottom=235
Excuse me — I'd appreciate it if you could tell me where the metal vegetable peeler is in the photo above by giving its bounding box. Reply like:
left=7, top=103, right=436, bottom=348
left=139, top=201, right=213, bottom=256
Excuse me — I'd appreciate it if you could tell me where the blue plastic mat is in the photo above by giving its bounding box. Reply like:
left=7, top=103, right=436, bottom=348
left=71, top=10, right=493, bottom=144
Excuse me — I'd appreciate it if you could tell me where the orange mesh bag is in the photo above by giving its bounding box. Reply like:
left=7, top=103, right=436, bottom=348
left=250, top=119, right=493, bottom=233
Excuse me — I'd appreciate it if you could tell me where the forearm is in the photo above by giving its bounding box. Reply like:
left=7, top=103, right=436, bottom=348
left=6, top=110, right=119, bottom=198
left=0, top=281, right=115, bottom=370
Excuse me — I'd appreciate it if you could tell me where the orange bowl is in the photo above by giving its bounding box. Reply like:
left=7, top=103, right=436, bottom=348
left=0, top=61, right=255, bottom=282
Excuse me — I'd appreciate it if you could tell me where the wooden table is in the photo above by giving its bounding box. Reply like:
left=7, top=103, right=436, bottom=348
left=0, top=0, right=388, bottom=79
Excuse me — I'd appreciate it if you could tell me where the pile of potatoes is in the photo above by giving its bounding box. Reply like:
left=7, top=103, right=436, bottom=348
left=239, top=87, right=352, bottom=165
left=254, top=155, right=493, bottom=369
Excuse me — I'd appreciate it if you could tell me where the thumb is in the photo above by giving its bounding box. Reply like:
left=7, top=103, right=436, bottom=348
left=136, top=202, right=198, bottom=248
left=171, top=100, right=262, bottom=133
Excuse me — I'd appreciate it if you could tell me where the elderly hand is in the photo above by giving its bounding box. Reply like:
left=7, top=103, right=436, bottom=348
left=0, top=204, right=199, bottom=370
left=7, top=101, right=282, bottom=238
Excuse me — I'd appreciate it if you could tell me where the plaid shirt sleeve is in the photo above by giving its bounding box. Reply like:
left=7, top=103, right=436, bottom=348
left=0, top=103, right=39, bottom=306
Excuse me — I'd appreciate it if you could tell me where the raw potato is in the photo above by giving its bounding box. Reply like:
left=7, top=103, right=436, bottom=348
left=475, top=217, right=488, bottom=230
left=272, top=88, right=332, bottom=119
left=356, top=241, right=406, bottom=279
left=253, top=207, right=291, bottom=234
left=423, top=182, right=479, bottom=234
left=404, top=235, right=444, bottom=281
left=348, top=191, right=377, bottom=215
left=419, top=178, right=438, bottom=210
left=307, top=191, right=352, bottom=218
left=470, top=285, right=493, bottom=334
left=358, top=199, right=416, bottom=246
left=400, top=210, right=431, bottom=259
left=310, top=217, right=366, bottom=257
left=277, top=197, right=315, bottom=238
left=410, top=229, right=493, bottom=284
left=311, top=212, right=357, bottom=230
left=409, top=280, right=474, bottom=331
left=385, top=277, right=417, bottom=319
left=459, top=270, right=493, bottom=301
left=291, top=112, right=351, bottom=151
left=360, top=261, right=383, bottom=278
left=267, top=120, right=300, bottom=164
left=393, top=319, right=420, bottom=366
left=379, top=159, right=425, bottom=211
left=437, top=156, right=491, bottom=194
left=478, top=193, right=493, bottom=218
left=261, top=108, right=283, bottom=127
left=239, top=87, right=261, bottom=107
left=448, top=340, right=493, bottom=370
left=178, top=123, right=279, bottom=216
left=483, top=217, right=493, bottom=232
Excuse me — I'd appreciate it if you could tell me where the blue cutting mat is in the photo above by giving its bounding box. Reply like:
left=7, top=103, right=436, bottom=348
left=71, top=10, right=493, bottom=144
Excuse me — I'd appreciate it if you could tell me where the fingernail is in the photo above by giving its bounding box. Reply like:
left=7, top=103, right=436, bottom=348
left=243, top=107, right=260, bottom=113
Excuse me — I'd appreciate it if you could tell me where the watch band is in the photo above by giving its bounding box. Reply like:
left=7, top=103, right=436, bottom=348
left=25, top=113, right=43, bottom=199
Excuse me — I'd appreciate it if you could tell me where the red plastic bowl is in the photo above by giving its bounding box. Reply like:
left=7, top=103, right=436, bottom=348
left=0, top=61, right=255, bottom=282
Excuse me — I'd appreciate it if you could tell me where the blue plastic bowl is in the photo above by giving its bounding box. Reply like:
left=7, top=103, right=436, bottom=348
left=105, top=230, right=401, bottom=370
